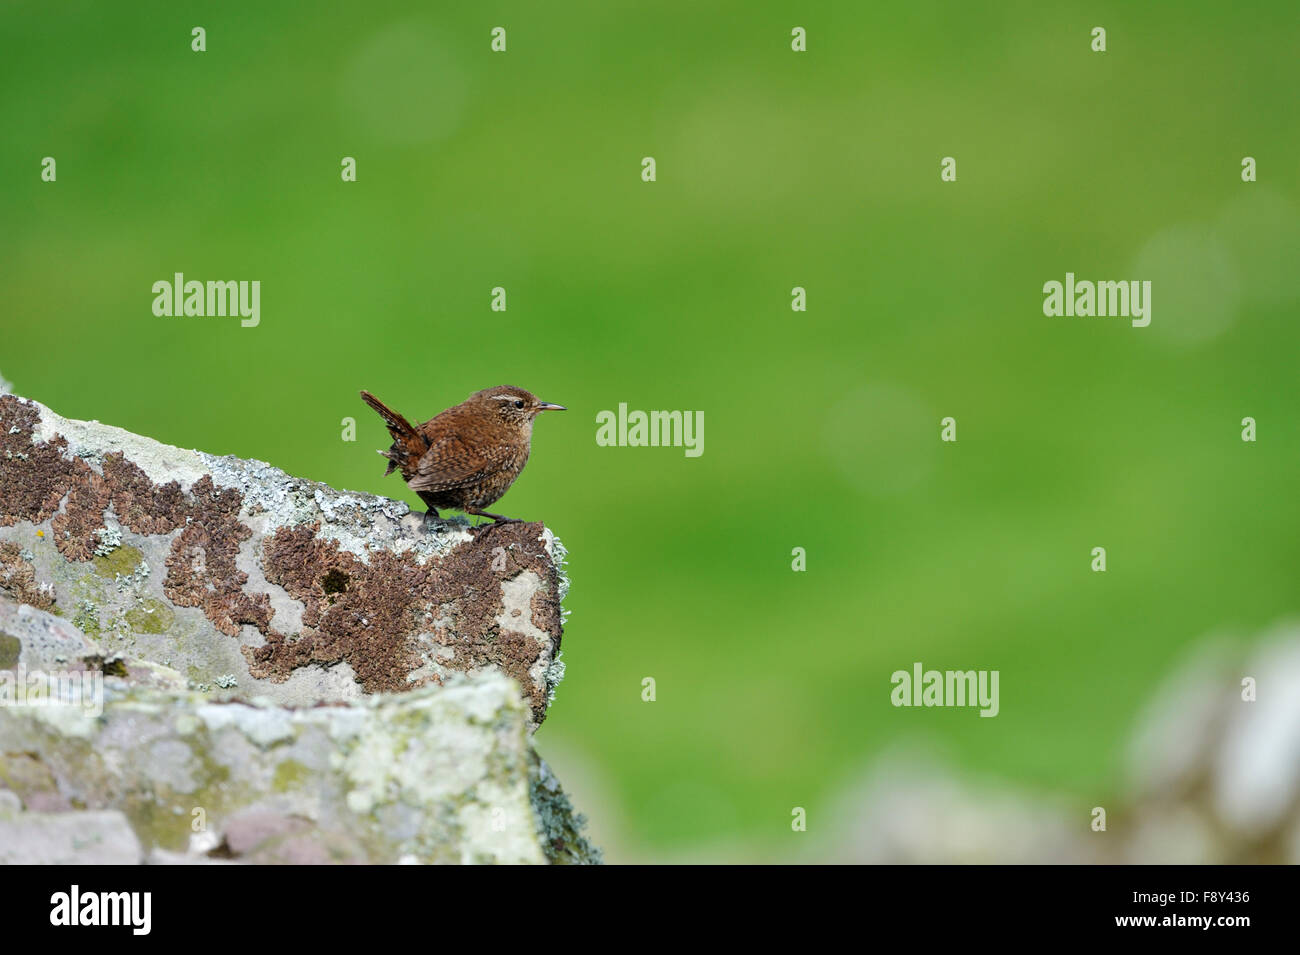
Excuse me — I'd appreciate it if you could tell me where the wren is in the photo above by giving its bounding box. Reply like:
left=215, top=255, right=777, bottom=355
left=359, top=386, right=565, bottom=524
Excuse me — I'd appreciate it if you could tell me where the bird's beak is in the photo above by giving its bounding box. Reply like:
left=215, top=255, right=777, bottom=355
left=535, top=402, right=566, bottom=413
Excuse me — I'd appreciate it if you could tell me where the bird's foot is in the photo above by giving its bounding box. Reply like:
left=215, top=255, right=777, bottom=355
left=466, top=508, right=522, bottom=525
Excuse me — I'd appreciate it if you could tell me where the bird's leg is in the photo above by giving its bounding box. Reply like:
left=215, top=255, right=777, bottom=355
left=464, top=507, right=521, bottom=524
left=416, top=493, right=444, bottom=529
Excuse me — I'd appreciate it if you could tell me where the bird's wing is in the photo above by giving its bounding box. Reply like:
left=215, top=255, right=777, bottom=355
left=407, top=435, right=515, bottom=493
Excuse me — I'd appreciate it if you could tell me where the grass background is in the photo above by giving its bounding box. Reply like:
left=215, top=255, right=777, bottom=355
left=2, top=1, right=1297, bottom=860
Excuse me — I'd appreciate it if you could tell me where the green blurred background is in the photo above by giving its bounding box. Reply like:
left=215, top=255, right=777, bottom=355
left=3, top=1, right=1298, bottom=861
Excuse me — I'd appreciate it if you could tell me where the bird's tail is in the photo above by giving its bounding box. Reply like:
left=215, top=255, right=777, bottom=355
left=359, top=390, right=426, bottom=478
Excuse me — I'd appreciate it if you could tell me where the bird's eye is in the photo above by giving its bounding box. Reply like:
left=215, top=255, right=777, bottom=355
left=513, top=399, right=524, bottom=409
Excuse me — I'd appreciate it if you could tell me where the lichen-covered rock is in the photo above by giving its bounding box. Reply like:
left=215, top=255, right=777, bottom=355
left=0, top=385, right=599, bottom=864
left=0, top=806, right=144, bottom=864
left=0, top=645, right=599, bottom=863
left=0, top=392, right=567, bottom=723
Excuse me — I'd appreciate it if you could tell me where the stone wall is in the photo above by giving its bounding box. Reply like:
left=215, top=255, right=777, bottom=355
left=0, top=390, right=597, bottom=864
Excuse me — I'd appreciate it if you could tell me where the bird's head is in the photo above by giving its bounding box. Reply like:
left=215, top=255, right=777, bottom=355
left=469, top=386, right=566, bottom=432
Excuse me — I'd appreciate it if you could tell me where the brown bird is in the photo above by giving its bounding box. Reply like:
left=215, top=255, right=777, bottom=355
left=359, top=386, right=565, bottom=524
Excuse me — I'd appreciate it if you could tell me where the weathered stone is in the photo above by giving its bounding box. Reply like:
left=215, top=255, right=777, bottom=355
left=0, top=807, right=144, bottom=864
left=0, top=635, right=598, bottom=864
left=0, top=384, right=598, bottom=864
left=0, top=392, right=567, bottom=723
